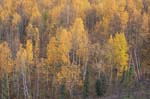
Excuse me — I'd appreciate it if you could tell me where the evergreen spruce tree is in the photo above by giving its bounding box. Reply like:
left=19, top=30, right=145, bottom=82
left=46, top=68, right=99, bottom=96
left=59, top=84, right=67, bottom=99
left=96, top=73, right=108, bottom=97
left=1, top=74, right=10, bottom=99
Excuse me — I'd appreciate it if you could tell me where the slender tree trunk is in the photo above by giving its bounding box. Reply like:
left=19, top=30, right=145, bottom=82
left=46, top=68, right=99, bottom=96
left=36, top=67, right=40, bottom=99
left=131, top=53, right=138, bottom=80
left=67, top=0, right=70, bottom=26
left=69, top=87, right=73, bottom=99
left=83, top=59, right=88, bottom=81
left=17, top=73, right=20, bottom=99
left=22, top=71, right=29, bottom=99
left=134, top=49, right=140, bottom=80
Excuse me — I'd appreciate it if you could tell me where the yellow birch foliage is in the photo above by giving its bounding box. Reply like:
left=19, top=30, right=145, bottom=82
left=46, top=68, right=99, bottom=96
left=57, top=65, right=82, bottom=88
left=0, top=42, right=13, bottom=74
left=47, top=37, right=61, bottom=65
left=58, top=29, right=71, bottom=51
left=12, top=12, right=21, bottom=25
left=100, top=17, right=110, bottom=33
left=102, top=0, right=118, bottom=17
left=0, top=0, right=19, bottom=23
left=126, top=0, right=137, bottom=15
left=26, top=39, right=33, bottom=64
left=16, top=44, right=27, bottom=71
left=50, top=0, right=90, bottom=24
left=26, top=23, right=39, bottom=39
left=109, top=33, right=129, bottom=76
left=0, top=0, right=12, bottom=21
left=57, top=29, right=72, bottom=64
left=71, top=18, right=88, bottom=59
left=50, top=5, right=63, bottom=24
left=39, top=0, right=53, bottom=9
left=18, top=0, right=41, bottom=21
left=142, top=13, right=149, bottom=34
left=72, top=0, right=90, bottom=18
left=120, top=11, right=129, bottom=26
left=47, top=33, right=71, bottom=66
left=116, top=0, right=126, bottom=12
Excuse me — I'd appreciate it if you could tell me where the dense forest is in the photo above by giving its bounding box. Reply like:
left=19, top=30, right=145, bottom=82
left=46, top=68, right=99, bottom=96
left=0, top=0, right=149, bottom=99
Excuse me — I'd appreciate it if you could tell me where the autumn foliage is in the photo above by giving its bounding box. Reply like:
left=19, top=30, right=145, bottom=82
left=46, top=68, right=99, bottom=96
left=0, top=0, right=149, bottom=99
